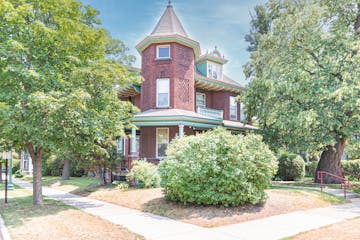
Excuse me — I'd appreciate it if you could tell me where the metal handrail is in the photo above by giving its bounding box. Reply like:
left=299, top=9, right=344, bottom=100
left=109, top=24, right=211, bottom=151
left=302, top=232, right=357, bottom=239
left=317, top=171, right=350, bottom=198
left=342, top=170, right=360, bottom=180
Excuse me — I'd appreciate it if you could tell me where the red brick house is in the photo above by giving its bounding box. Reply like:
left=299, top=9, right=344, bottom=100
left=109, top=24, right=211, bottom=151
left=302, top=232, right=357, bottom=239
left=117, top=2, right=255, bottom=168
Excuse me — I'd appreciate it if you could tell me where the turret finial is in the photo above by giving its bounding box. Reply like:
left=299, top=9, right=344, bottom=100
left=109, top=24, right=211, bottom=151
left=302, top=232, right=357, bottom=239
left=167, top=0, right=172, bottom=7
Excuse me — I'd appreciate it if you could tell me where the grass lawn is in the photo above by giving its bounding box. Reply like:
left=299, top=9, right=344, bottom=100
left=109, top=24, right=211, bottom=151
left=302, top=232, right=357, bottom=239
left=0, top=184, right=144, bottom=240
left=22, top=175, right=102, bottom=193
left=285, top=217, right=360, bottom=240
left=273, top=177, right=344, bottom=189
left=31, top=176, right=346, bottom=228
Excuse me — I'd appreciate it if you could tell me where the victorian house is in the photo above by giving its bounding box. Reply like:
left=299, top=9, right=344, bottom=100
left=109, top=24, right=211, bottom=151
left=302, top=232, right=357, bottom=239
left=117, top=2, right=255, bottom=169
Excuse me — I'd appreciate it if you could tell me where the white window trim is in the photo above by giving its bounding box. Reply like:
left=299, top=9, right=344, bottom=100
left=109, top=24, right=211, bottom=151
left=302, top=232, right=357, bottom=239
left=156, top=44, right=171, bottom=59
left=117, top=138, right=126, bottom=156
left=156, top=78, right=170, bottom=108
left=229, top=96, right=238, bottom=120
left=156, top=128, right=169, bottom=159
left=196, top=92, right=206, bottom=108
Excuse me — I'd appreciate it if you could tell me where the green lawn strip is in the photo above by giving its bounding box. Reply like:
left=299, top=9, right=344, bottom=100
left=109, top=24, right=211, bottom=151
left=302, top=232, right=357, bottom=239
left=0, top=184, right=71, bottom=228
left=273, top=177, right=360, bottom=195
left=21, top=176, right=106, bottom=193
left=270, top=185, right=348, bottom=204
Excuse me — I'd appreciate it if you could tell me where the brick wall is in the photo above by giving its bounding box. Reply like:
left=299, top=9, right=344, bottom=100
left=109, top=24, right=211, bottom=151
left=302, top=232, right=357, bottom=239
left=139, top=126, right=195, bottom=162
left=140, top=43, right=195, bottom=111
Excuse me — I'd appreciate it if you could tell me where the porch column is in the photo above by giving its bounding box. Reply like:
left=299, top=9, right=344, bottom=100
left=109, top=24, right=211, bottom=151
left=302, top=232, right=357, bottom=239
left=130, top=128, right=137, bottom=155
left=179, top=124, right=184, bottom=138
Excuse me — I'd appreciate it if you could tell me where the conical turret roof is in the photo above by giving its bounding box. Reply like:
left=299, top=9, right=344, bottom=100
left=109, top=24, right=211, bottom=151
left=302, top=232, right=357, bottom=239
left=151, top=2, right=188, bottom=37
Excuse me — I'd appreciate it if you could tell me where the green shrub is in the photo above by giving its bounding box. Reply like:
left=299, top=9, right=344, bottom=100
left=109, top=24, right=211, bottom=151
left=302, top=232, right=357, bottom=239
left=112, top=181, right=129, bottom=190
left=14, top=170, right=24, bottom=178
left=159, top=128, right=277, bottom=207
left=276, top=152, right=305, bottom=181
left=305, top=161, right=318, bottom=178
left=12, top=156, right=20, bottom=173
left=127, top=160, right=161, bottom=188
left=341, top=159, right=360, bottom=179
left=42, top=155, right=86, bottom=177
left=42, top=155, right=61, bottom=176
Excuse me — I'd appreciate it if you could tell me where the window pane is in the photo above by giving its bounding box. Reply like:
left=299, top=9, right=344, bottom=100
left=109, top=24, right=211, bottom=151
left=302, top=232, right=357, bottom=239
left=158, top=47, right=170, bottom=58
left=196, top=93, right=205, bottom=107
left=157, top=129, right=169, bottom=158
left=157, top=79, right=169, bottom=107
left=158, top=93, right=169, bottom=107
left=136, top=136, right=140, bottom=154
left=230, top=96, right=237, bottom=120
left=158, top=79, right=169, bottom=93
left=117, top=138, right=124, bottom=155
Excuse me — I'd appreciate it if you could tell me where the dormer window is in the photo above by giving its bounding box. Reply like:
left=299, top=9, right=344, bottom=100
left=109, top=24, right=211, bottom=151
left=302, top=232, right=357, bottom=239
left=207, top=62, right=222, bottom=80
left=157, top=45, right=170, bottom=59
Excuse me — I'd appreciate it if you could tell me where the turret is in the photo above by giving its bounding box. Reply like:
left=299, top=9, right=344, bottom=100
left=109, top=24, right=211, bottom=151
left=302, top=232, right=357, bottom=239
left=136, top=2, right=200, bottom=111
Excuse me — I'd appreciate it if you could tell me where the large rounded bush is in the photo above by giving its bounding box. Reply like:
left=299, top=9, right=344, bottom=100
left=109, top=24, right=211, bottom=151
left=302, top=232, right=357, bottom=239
left=159, top=128, right=277, bottom=207
left=276, top=153, right=305, bottom=181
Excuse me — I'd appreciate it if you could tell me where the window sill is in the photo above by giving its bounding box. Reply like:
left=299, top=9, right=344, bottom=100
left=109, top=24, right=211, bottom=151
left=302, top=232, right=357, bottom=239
left=155, top=57, right=172, bottom=61
left=155, top=106, right=171, bottom=109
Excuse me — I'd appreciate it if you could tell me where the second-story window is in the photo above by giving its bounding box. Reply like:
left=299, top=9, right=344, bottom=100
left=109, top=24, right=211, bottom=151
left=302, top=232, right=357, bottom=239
left=157, top=45, right=170, bottom=59
left=157, top=78, right=170, bottom=108
left=196, top=92, right=206, bottom=108
left=229, top=96, right=237, bottom=120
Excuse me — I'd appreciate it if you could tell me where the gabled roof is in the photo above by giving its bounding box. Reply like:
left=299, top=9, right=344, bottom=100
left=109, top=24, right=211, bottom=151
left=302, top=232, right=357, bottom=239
left=151, top=2, right=188, bottom=37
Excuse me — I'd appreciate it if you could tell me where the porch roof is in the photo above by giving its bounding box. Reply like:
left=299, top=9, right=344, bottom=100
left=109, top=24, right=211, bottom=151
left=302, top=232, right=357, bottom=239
left=131, top=108, right=257, bottom=131
left=223, top=120, right=258, bottom=131
left=131, top=108, right=221, bottom=129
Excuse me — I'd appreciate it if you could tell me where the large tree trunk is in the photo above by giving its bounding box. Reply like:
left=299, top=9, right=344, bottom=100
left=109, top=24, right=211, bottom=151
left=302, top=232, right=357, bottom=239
left=95, top=166, right=107, bottom=186
left=26, top=143, right=43, bottom=205
left=315, top=138, right=346, bottom=184
left=62, top=159, right=71, bottom=180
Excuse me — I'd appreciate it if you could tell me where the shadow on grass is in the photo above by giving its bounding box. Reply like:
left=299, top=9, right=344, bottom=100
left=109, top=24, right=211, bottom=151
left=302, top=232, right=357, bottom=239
left=142, top=196, right=265, bottom=222
left=0, top=192, right=70, bottom=228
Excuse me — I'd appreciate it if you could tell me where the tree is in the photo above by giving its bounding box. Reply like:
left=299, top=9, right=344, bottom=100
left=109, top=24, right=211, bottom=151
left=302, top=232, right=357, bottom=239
left=0, top=0, right=139, bottom=205
left=243, top=0, right=360, bottom=183
left=244, top=4, right=273, bottom=53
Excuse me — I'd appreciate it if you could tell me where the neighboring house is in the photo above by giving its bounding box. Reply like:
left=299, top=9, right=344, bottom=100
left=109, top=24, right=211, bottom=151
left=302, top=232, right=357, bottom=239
left=20, top=151, right=33, bottom=175
left=117, top=2, right=255, bottom=169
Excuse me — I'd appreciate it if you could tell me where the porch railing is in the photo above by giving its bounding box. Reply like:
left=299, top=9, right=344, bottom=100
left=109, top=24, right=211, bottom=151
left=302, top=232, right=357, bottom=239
left=196, top=106, right=223, bottom=120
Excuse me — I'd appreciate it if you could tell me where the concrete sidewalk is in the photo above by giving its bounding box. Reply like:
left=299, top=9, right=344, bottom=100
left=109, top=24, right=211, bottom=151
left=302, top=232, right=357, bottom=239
left=13, top=179, right=360, bottom=240
left=0, top=214, right=11, bottom=240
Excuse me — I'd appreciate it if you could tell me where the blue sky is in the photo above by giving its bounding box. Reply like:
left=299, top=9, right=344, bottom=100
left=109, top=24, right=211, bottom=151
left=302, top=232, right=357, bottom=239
left=80, top=0, right=266, bottom=85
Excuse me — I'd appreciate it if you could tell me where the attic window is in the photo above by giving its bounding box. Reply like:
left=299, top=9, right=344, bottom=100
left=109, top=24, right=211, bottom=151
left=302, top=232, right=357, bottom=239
left=157, top=45, right=170, bottom=59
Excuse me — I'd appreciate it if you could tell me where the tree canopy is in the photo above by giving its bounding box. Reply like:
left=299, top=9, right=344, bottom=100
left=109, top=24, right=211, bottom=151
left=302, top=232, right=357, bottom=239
left=243, top=0, right=359, bottom=181
left=0, top=0, right=140, bottom=204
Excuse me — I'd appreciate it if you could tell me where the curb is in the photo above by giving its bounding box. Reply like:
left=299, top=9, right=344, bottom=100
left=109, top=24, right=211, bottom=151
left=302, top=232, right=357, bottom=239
left=0, top=214, right=11, bottom=240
